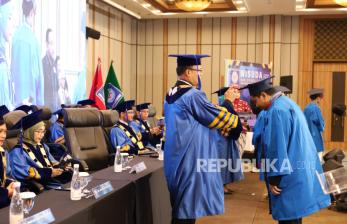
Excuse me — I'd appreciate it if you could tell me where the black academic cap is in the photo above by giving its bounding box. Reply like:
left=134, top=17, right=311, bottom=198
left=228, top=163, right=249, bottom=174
left=307, top=88, right=324, bottom=96
left=52, top=109, right=63, bottom=116
left=212, top=87, right=229, bottom=97
left=136, top=103, right=151, bottom=111
left=332, top=104, right=346, bottom=116
left=274, top=85, right=291, bottom=94
left=114, top=100, right=135, bottom=113
left=14, top=105, right=35, bottom=114
left=169, top=54, right=210, bottom=67
left=239, top=76, right=274, bottom=96
left=77, top=99, right=95, bottom=106
left=0, top=105, right=9, bottom=117
left=11, top=110, right=43, bottom=131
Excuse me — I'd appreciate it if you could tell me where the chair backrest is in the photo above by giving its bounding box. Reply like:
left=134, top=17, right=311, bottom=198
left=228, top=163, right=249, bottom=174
left=100, top=110, right=119, bottom=153
left=63, top=108, right=109, bottom=171
left=147, top=105, right=158, bottom=128
left=3, top=110, right=27, bottom=151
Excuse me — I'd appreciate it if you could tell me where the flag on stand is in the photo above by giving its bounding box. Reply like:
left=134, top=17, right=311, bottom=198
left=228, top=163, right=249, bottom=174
left=104, top=61, right=124, bottom=109
left=89, top=58, right=106, bottom=110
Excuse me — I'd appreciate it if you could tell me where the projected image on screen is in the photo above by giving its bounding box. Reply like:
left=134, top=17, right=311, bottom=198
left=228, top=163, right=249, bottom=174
left=0, top=0, right=86, bottom=110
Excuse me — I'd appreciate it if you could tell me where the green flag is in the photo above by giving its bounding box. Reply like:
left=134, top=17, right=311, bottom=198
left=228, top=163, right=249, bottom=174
left=104, top=62, right=125, bottom=109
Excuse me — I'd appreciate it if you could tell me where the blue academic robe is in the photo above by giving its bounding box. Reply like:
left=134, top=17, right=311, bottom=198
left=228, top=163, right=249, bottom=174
left=11, top=23, right=44, bottom=106
left=49, top=122, right=65, bottom=144
left=216, top=102, right=244, bottom=185
left=262, top=96, right=330, bottom=221
left=303, top=102, right=325, bottom=152
left=0, top=147, right=13, bottom=208
left=110, top=121, right=141, bottom=155
left=164, top=81, right=241, bottom=219
left=0, top=54, right=12, bottom=107
left=9, top=143, right=58, bottom=185
left=252, top=110, right=266, bottom=181
left=129, top=120, right=156, bottom=150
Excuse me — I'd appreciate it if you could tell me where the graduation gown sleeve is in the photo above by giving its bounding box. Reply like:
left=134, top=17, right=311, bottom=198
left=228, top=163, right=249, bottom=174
left=189, top=91, right=239, bottom=133
left=9, top=147, right=52, bottom=182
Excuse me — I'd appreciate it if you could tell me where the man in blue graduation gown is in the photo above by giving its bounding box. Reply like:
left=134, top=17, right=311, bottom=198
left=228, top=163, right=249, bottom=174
left=213, top=87, right=243, bottom=194
left=11, top=0, right=44, bottom=106
left=303, top=88, right=325, bottom=161
left=0, top=105, right=14, bottom=208
left=49, top=109, right=65, bottom=144
left=131, top=103, right=162, bottom=148
left=0, top=0, right=14, bottom=108
left=110, top=100, right=147, bottom=155
left=164, top=54, right=242, bottom=224
left=241, top=77, right=330, bottom=224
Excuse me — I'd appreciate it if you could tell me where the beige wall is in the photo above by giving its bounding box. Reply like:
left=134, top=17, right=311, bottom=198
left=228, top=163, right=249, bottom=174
left=87, top=1, right=299, bottom=114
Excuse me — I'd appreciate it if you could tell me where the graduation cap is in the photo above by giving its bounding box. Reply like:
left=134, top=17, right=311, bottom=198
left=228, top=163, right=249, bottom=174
left=136, top=103, right=151, bottom=111
left=114, top=100, right=135, bottom=113
left=14, top=105, right=35, bottom=114
left=274, top=85, right=291, bottom=94
left=77, top=99, right=95, bottom=106
left=0, top=105, right=9, bottom=117
left=212, top=87, right=229, bottom=97
left=332, top=104, right=346, bottom=116
left=239, top=76, right=274, bottom=96
left=307, top=88, right=324, bottom=96
left=11, top=109, right=43, bottom=131
left=169, top=54, right=210, bottom=67
left=52, top=109, right=63, bottom=116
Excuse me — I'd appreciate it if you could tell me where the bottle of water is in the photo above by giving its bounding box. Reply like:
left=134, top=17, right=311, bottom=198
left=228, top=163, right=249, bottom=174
left=114, top=146, right=122, bottom=172
left=156, top=144, right=164, bottom=161
left=70, top=164, right=81, bottom=201
left=9, top=182, right=23, bottom=224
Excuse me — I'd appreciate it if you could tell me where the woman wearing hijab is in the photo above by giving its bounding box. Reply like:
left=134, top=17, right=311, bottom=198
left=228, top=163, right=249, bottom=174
left=9, top=110, right=72, bottom=189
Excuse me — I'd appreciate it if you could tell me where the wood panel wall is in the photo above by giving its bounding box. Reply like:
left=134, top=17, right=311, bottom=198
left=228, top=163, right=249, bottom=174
left=87, top=2, right=300, bottom=115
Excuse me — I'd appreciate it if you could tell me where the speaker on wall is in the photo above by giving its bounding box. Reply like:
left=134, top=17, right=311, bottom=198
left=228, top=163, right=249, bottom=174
left=280, top=75, right=293, bottom=94
left=86, top=26, right=100, bottom=40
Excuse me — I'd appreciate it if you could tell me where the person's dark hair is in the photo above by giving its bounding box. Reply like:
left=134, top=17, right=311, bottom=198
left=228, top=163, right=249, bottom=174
left=46, top=28, right=52, bottom=43
left=310, top=93, right=323, bottom=101
left=22, top=0, right=35, bottom=17
left=0, top=119, right=4, bottom=126
left=176, top=66, right=190, bottom=76
left=252, top=87, right=278, bottom=97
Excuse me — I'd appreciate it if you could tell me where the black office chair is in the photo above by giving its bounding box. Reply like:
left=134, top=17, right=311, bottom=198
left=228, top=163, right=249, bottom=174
left=63, top=108, right=110, bottom=171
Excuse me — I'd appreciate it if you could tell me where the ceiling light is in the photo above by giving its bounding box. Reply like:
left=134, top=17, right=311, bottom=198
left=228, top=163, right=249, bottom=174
left=175, top=0, right=212, bottom=12
left=334, top=0, right=347, bottom=7
left=142, top=3, right=151, bottom=8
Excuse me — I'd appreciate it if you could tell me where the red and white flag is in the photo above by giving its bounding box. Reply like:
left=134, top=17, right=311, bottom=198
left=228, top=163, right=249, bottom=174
left=89, top=58, right=106, bottom=110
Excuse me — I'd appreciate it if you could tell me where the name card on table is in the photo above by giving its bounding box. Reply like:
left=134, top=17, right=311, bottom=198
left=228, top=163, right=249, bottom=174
left=129, top=162, right=147, bottom=174
left=92, top=181, right=114, bottom=199
left=20, top=208, right=55, bottom=224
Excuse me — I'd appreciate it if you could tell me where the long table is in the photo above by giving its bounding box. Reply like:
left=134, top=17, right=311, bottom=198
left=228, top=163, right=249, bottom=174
left=0, top=156, right=172, bottom=224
